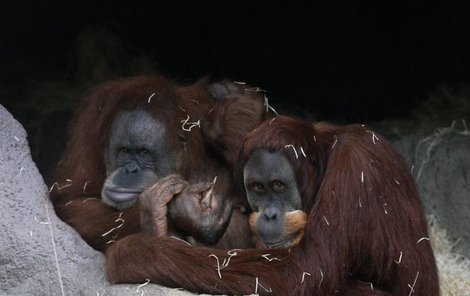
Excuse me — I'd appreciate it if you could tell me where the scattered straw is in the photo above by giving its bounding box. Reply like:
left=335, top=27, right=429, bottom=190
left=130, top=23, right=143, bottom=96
left=58, top=182, right=73, bottom=190
left=261, top=254, right=281, bottom=262
left=170, top=236, right=191, bottom=246
left=82, top=181, right=89, bottom=194
left=180, top=115, right=201, bottom=131
left=417, top=237, right=430, bottom=244
left=49, top=183, right=59, bottom=193
left=209, top=254, right=222, bottom=279
left=383, top=203, right=388, bottom=215
left=415, top=121, right=457, bottom=181
left=366, top=130, right=379, bottom=144
left=408, top=271, right=420, bottom=296
left=206, top=176, right=218, bottom=195
left=49, top=179, right=73, bottom=192
left=136, top=279, right=150, bottom=296
left=147, top=93, right=156, bottom=103
left=331, top=135, right=338, bottom=149
left=319, top=268, right=324, bottom=288
left=284, top=144, right=299, bottom=159
left=41, top=195, right=65, bottom=296
left=209, top=250, right=238, bottom=279
left=301, top=272, right=311, bottom=284
left=245, top=86, right=266, bottom=93
left=102, top=212, right=125, bottom=237
left=428, top=215, right=470, bottom=296
left=264, top=95, right=279, bottom=115
left=254, top=277, right=272, bottom=293
left=394, top=251, right=403, bottom=264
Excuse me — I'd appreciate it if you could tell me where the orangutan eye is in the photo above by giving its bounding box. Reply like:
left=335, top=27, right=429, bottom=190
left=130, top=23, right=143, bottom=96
left=118, top=146, right=130, bottom=154
left=272, top=180, right=286, bottom=192
left=137, top=147, right=157, bottom=165
left=138, top=148, right=149, bottom=156
left=251, top=182, right=266, bottom=193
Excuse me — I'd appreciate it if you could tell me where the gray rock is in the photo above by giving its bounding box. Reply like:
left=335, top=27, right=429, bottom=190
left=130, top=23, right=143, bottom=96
left=0, top=104, right=205, bottom=296
left=393, top=121, right=470, bottom=258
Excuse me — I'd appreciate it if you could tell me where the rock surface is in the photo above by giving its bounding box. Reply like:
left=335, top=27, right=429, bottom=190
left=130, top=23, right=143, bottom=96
left=392, top=122, right=470, bottom=258
left=0, top=105, right=205, bottom=296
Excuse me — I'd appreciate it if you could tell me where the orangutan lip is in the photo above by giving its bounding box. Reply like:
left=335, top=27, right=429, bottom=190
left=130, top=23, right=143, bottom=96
left=105, top=187, right=142, bottom=203
left=107, top=187, right=143, bottom=193
left=264, top=239, right=290, bottom=249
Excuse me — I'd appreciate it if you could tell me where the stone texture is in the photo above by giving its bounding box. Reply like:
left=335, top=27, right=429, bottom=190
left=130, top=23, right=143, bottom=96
left=0, top=105, right=204, bottom=296
left=392, top=122, right=470, bottom=258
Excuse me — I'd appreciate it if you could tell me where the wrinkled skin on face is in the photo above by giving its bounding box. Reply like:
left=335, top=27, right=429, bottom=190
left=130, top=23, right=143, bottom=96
left=102, top=109, right=235, bottom=245
left=244, top=149, right=307, bottom=248
left=101, top=109, right=180, bottom=210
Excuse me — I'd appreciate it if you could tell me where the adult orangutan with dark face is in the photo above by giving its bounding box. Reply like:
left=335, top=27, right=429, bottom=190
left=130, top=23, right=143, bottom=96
left=107, top=116, right=440, bottom=296
left=50, top=75, right=271, bottom=251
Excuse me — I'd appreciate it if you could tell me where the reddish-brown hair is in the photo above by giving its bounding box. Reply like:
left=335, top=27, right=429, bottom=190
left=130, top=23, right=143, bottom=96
left=107, top=115, right=440, bottom=295
left=51, top=75, right=273, bottom=251
left=51, top=75, right=213, bottom=206
left=236, top=116, right=332, bottom=212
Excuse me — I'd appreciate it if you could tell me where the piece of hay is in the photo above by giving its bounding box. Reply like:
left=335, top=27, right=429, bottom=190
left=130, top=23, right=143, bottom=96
left=428, top=215, right=470, bottom=296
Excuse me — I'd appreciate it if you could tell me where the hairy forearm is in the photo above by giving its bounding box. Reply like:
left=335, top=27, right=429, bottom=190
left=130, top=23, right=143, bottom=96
left=106, top=234, right=289, bottom=295
left=56, top=197, right=140, bottom=251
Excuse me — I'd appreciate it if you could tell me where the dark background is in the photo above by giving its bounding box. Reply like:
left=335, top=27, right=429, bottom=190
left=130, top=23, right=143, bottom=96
left=1, top=1, right=470, bottom=181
